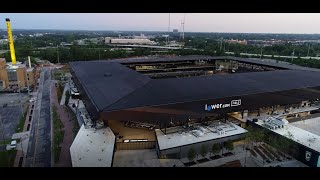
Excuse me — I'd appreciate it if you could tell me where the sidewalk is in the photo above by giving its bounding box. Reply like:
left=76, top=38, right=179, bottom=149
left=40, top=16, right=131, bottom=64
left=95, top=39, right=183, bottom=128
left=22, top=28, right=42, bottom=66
left=51, top=81, right=73, bottom=167
left=59, top=82, right=69, bottom=105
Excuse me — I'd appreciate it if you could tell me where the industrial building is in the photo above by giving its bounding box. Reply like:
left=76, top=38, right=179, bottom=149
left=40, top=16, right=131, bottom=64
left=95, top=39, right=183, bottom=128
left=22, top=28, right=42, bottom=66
left=0, top=19, right=35, bottom=91
left=70, top=55, right=320, bottom=166
left=0, top=58, right=35, bottom=91
left=105, top=35, right=156, bottom=45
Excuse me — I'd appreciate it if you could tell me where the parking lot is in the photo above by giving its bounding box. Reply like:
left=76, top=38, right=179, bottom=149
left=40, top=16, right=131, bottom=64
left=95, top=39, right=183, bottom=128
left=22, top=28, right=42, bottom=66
left=0, top=93, right=29, bottom=140
left=0, top=93, right=29, bottom=107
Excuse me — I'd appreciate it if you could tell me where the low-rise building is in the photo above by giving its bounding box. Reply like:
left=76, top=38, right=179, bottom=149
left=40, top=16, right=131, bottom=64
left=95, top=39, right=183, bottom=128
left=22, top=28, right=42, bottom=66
left=105, top=36, right=156, bottom=45
left=0, top=58, right=36, bottom=91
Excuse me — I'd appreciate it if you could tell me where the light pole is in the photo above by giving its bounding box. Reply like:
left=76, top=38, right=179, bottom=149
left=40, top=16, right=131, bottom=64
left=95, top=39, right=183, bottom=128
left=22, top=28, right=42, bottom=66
left=57, top=45, right=60, bottom=64
left=291, top=48, right=295, bottom=62
left=205, top=40, right=208, bottom=50
left=260, top=46, right=263, bottom=59
left=18, top=81, right=23, bottom=115
left=244, top=148, right=248, bottom=167
left=220, top=38, right=223, bottom=51
left=25, top=67, right=30, bottom=96
left=20, top=136, right=24, bottom=158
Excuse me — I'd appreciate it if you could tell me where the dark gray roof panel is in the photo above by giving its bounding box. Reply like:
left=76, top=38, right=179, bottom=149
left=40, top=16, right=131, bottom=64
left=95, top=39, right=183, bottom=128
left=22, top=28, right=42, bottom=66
left=109, top=55, right=320, bottom=72
left=107, top=70, right=320, bottom=111
left=70, top=61, right=151, bottom=111
left=108, top=55, right=214, bottom=64
left=69, top=56, right=320, bottom=113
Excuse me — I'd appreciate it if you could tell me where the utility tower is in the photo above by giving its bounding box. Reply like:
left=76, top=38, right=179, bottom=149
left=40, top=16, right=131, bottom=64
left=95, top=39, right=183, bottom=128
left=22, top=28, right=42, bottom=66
left=167, top=13, right=171, bottom=46
left=180, top=13, right=186, bottom=41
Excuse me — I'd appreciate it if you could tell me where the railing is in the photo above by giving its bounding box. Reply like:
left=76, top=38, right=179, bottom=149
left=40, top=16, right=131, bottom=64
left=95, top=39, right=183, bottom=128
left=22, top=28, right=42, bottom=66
left=116, top=141, right=156, bottom=150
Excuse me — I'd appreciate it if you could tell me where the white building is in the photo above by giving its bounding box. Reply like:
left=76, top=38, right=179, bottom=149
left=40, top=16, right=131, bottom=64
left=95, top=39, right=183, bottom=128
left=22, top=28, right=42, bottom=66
left=105, top=36, right=155, bottom=45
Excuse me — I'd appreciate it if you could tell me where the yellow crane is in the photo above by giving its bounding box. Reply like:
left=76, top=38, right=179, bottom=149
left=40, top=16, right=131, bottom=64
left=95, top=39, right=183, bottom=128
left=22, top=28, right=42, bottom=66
left=6, top=18, right=17, bottom=65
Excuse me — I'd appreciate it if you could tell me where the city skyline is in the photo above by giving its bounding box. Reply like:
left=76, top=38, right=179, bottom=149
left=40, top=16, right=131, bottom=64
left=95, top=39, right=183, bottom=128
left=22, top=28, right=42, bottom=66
left=0, top=13, right=320, bottom=34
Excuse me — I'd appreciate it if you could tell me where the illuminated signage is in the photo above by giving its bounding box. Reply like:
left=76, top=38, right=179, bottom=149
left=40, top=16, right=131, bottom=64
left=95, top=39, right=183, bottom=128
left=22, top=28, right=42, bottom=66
left=205, top=99, right=241, bottom=112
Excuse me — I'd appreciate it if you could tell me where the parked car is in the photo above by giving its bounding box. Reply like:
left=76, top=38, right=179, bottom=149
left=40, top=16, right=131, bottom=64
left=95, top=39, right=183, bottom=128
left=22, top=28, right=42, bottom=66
left=10, top=140, right=17, bottom=150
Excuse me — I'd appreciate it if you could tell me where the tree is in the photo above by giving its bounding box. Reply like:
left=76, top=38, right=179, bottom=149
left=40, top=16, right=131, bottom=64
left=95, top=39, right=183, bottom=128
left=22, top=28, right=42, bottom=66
left=245, top=125, right=267, bottom=147
left=286, top=131, right=294, bottom=139
left=225, top=141, right=234, bottom=152
left=65, top=91, right=70, bottom=105
left=187, top=147, right=196, bottom=162
left=211, top=143, right=221, bottom=156
left=200, top=145, right=208, bottom=158
left=244, top=125, right=255, bottom=149
left=254, top=128, right=266, bottom=145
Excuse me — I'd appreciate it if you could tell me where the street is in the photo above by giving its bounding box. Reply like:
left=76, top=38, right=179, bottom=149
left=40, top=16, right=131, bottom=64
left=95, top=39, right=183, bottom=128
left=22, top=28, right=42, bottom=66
left=25, top=67, right=52, bottom=167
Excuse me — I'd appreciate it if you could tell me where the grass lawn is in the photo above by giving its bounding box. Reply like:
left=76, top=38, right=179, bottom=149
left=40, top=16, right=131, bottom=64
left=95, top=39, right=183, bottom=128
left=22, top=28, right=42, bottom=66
left=15, top=104, right=29, bottom=133
left=65, top=106, right=80, bottom=139
left=0, top=150, right=17, bottom=167
left=0, top=139, right=10, bottom=145
left=52, top=105, right=64, bottom=163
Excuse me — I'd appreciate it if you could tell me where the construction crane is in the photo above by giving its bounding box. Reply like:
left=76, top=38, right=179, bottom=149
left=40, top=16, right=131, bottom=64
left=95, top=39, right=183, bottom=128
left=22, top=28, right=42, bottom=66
left=6, top=18, right=17, bottom=65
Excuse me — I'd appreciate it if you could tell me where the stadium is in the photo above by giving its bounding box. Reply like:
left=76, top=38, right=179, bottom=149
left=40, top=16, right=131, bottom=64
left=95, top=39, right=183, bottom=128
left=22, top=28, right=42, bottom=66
left=69, top=55, right=320, bottom=166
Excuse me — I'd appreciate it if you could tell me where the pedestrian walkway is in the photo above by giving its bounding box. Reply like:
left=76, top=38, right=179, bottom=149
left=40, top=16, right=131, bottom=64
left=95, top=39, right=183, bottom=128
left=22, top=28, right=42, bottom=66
left=51, top=81, right=73, bottom=167
left=59, top=82, right=69, bottom=105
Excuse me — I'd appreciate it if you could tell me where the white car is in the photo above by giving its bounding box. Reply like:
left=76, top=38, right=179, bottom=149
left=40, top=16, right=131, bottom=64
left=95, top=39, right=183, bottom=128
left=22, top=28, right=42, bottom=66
left=29, top=97, right=36, bottom=102
left=10, top=140, right=17, bottom=150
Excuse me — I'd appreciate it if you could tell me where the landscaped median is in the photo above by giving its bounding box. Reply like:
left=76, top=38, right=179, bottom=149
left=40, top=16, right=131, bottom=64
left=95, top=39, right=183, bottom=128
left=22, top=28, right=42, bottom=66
left=52, top=105, right=64, bottom=163
left=0, top=150, right=17, bottom=167
left=16, top=104, right=29, bottom=133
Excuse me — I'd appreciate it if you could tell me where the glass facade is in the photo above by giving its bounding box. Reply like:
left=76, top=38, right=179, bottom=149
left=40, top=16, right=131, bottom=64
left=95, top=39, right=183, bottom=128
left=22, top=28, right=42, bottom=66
left=7, top=69, right=17, bottom=82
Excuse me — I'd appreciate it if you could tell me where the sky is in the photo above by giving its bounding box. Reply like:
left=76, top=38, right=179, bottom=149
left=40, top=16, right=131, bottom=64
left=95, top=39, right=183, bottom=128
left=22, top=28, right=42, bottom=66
left=0, top=13, right=320, bottom=34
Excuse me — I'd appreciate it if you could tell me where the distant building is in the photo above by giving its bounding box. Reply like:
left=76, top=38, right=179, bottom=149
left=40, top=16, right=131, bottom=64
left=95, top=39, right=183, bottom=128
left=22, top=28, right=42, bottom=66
left=104, top=37, right=112, bottom=44
left=132, top=34, right=148, bottom=39
left=105, top=36, right=155, bottom=45
left=225, top=39, right=247, bottom=45
left=110, top=38, right=154, bottom=45
left=173, top=29, right=179, bottom=33
left=0, top=39, right=8, bottom=44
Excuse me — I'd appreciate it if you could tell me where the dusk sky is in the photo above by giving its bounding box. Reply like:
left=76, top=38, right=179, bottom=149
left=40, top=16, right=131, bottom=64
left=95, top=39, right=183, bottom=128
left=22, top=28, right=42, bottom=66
left=0, top=13, right=320, bottom=33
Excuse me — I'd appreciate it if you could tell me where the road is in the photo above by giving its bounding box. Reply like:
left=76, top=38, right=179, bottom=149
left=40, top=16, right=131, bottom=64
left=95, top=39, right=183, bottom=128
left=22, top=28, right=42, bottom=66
left=25, top=67, right=52, bottom=167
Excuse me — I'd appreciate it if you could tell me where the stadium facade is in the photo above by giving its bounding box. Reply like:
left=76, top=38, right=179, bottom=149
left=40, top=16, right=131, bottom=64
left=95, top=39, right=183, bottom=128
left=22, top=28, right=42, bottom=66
left=70, top=56, right=320, bottom=166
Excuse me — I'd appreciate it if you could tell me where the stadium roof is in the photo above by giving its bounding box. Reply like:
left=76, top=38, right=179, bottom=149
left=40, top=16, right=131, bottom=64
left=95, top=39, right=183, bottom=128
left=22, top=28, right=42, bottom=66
left=70, top=56, right=320, bottom=113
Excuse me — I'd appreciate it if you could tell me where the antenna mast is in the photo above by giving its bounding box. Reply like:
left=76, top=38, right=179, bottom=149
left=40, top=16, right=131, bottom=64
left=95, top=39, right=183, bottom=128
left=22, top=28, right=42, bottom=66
left=167, top=13, right=171, bottom=46
left=182, top=13, right=186, bottom=40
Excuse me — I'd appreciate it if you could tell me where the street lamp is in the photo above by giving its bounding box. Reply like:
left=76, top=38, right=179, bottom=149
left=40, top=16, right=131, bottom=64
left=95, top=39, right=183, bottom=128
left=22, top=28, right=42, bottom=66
left=204, top=41, right=207, bottom=50
left=56, top=44, right=60, bottom=64
left=17, top=81, right=23, bottom=115
left=291, top=48, right=295, bottom=62
left=307, top=43, right=310, bottom=58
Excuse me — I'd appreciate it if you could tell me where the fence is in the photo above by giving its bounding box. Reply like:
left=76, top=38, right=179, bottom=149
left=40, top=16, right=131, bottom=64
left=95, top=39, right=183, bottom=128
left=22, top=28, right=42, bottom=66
left=116, top=141, right=156, bottom=150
